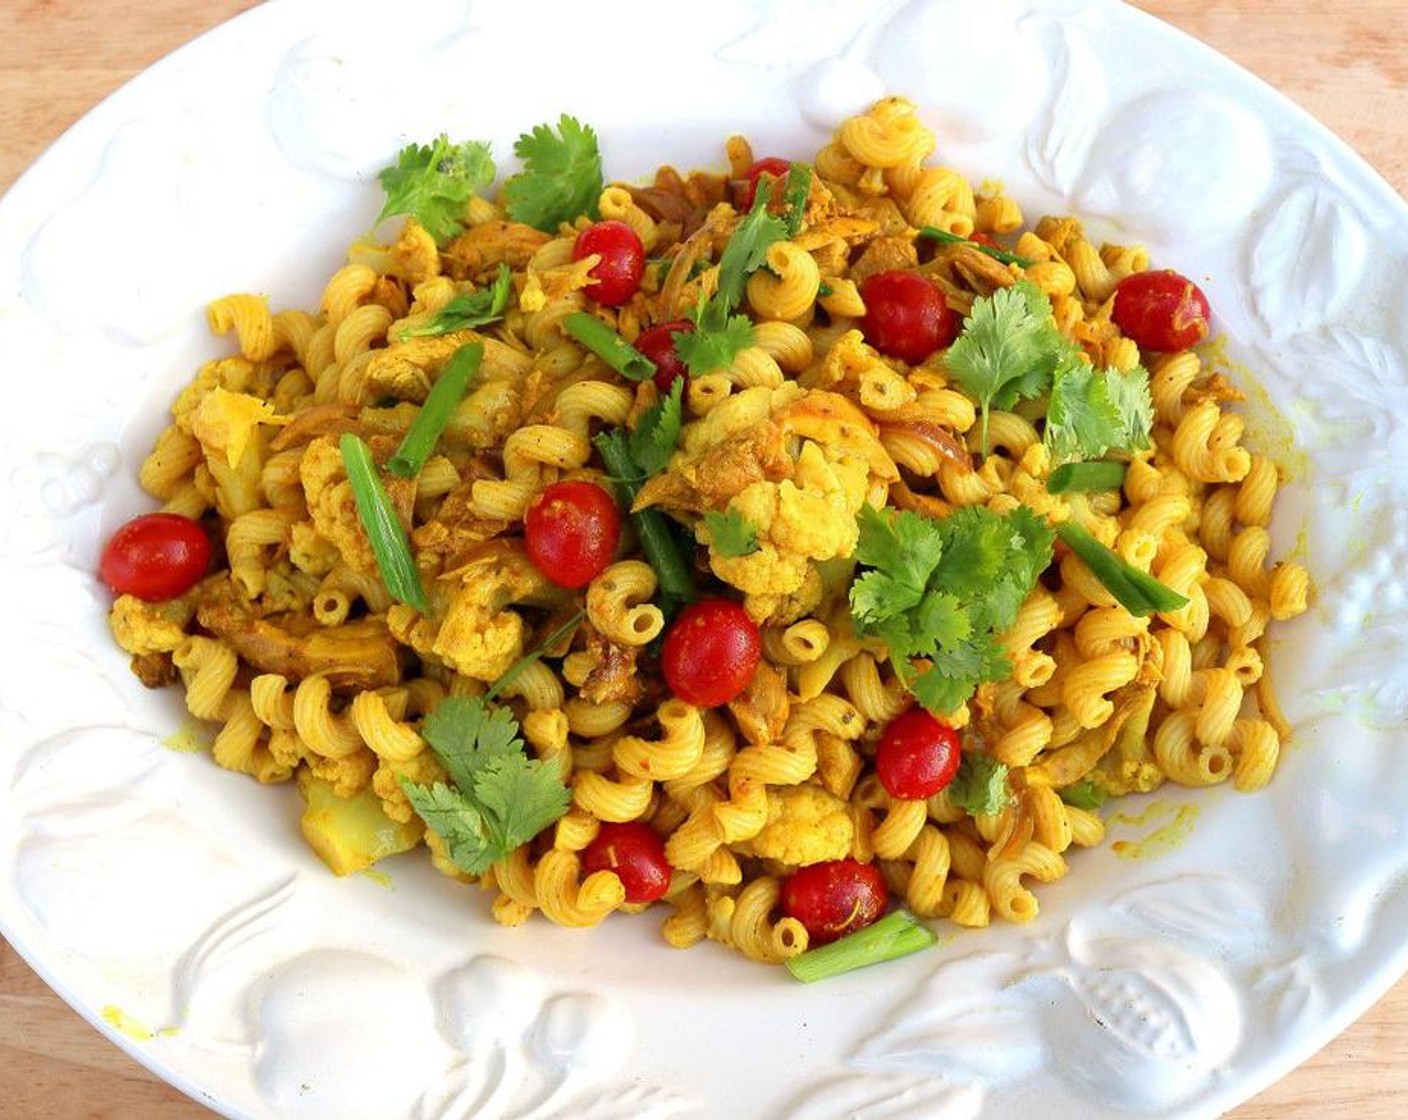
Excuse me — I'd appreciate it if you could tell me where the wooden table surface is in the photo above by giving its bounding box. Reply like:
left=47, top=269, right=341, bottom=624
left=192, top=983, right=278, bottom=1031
left=2, top=2, right=1406, bottom=1117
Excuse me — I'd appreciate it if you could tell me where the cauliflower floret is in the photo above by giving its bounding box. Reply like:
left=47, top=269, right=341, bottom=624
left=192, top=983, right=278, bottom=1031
left=107, top=594, right=194, bottom=656
left=706, top=440, right=869, bottom=615
left=373, top=751, right=446, bottom=824
left=300, top=436, right=378, bottom=574
left=739, top=784, right=855, bottom=867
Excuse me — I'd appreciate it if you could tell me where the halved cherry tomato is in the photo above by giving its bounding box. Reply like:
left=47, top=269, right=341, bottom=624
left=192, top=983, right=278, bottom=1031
left=523, top=480, right=621, bottom=589
left=1111, top=268, right=1211, bottom=352
left=875, top=707, right=962, bottom=800
left=859, top=270, right=957, bottom=365
left=635, top=319, right=694, bottom=392
left=739, top=157, right=791, bottom=211
left=781, top=859, right=889, bottom=945
left=660, top=598, right=761, bottom=708
left=99, top=512, right=212, bottom=602
left=581, top=821, right=672, bottom=903
left=571, top=220, right=646, bottom=307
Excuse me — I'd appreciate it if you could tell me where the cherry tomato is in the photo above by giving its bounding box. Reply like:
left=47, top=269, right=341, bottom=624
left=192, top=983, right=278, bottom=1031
left=581, top=821, right=672, bottom=903
left=859, top=270, right=957, bottom=365
left=571, top=220, right=646, bottom=307
left=1111, top=268, right=1211, bottom=353
left=739, top=157, right=792, bottom=211
left=968, top=231, right=1000, bottom=249
left=99, top=512, right=212, bottom=602
left=660, top=598, right=761, bottom=708
left=636, top=319, right=694, bottom=392
left=875, top=707, right=962, bottom=800
left=523, top=480, right=622, bottom=589
left=781, top=859, right=889, bottom=945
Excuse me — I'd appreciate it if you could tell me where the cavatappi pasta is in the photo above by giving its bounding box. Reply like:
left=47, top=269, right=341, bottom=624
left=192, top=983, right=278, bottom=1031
left=105, top=97, right=1311, bottom=968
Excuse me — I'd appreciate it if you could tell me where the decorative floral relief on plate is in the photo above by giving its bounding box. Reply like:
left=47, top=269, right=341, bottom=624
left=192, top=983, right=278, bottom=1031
left=3, top=2, right=1408, bottom=1118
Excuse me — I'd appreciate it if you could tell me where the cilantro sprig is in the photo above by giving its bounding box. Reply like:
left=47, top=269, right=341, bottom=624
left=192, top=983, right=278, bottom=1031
left=849, top=503, right=1054, bottom=714
left=403, top=696, right=572, bottom=875
left=1044, top=355, right=1154, bottom=465
left=398, top=264, right=511, bottom=341
left=947, top=753, right=1014, bottom=816
left=703, top=508, right=760, bottom=558
left=376, top=136, right=495, bottom=245
left=502, top=114, right=604, bottom=233
left=1059, top=778, right=1110, bottom=811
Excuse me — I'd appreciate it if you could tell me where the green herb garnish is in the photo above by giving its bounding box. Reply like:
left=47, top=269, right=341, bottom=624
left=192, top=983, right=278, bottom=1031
left=1059, top=778, right=1110, bottom=811
left=398, top=264, right=511, bottom=340
left=402, top=696, right=572, bottom=875
left=339, top=433, right=427, bottom=612
left=918, top=225, right=1036, bottom=268
left=376, top=135, right=495, bottom=245
left=502, top=114, right=603, bottom=232
left=1055, top=521, right=1189, bottom=615
left=563, top=312, right=657, bottom=382
left=703, top=508, right=761, bottom=558
left=849, top=503, right=1054, bottom=715
left=1046, top=460, right=1128, bottom=494
left=947, top=753, right=1014, bottom=816
left=1044, top=355, right=1153, bottom=465
left=786, top=910, right=937, bottom=982
left=386, top=342, right=483, bottom=478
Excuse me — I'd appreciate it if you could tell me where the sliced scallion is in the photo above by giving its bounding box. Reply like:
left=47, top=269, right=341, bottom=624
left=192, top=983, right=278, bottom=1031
left=563, top=312, right=656, bottom=382
left=594, top=430, right=697, bottom=606
left=387, top=342, right=483, bottom=478
left=1055, top=521, right=1188, bottom=616
left=918, top=225, right=1036, bottom=269
left=339, top=432, right=428, bottom=612
left=785, top=910, right=937, bottom=983
left=1046, top=460, right=1127, bottom=494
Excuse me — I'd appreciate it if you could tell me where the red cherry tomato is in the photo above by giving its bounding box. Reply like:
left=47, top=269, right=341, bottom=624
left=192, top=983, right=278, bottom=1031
left=523, top=480, right=622, bottom=589
left=636, top=319, right=694, bottom=392
left=859, top=270, right=957, bottom=365
left=571, top=220, right=646, bottom=307
left=739, top=157, right=791, bottom=211
left=581, top=821, right=672, bottom=903
left=968, top=231, right=1000, bottom=249
left=660, top=598, right=761, bottom=708
left=1111, top=268, right=1211, bottom=353
left=781, top=859, right=889, bottom=945
left=99, top=512, right=212, bottom=602
left=875, top=707, right=962, bottom=800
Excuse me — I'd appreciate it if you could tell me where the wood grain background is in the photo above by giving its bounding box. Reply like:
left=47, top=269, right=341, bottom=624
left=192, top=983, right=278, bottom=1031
left=2, top=2, right=1406, bottom=1117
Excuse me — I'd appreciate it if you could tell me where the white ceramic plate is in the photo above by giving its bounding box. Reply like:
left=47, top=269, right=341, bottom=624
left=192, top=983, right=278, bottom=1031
left=2, top=1, right=1406, bottom=1116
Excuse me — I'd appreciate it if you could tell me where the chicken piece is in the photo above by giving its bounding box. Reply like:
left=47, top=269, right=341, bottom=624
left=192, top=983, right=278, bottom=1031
left=945, top=243, right=1017, bottom=299
left=634, top=417, right=792, bottom=514
left=579, top=627, right=647, bottom=706
left=848, top=234, right=919, bottom=288
left=727, top=662, right=789, bottom=747
left=737, top=784, right=855, bottom=866
left=443, top=220, right=552, bottom=282
left=775, top=391, right=899, bottom=487
left=196, top=576, right=403, bottom=690
left=428, top=540, right=564, bottom=682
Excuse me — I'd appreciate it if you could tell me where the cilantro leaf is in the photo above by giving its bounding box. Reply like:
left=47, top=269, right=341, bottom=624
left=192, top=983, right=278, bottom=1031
left=398, top=263, right=511, bottom=340
left=376, top=135, right=495, bottom=245
left=675, top=294, right=756, bottom=375
left=1044, top=356, right=1155, bottom=464
left=849, top=503, right=1054, bottom=715
left=946, top=752, right=1014, bottom=816
left=703, top=508, right=761, bottom=557
left=716, top=178, right=790, bottom=311
left=404, top=695, right=571, bottom=875
left=627, top=378, right=684, bottom=478
left=502, top=114, right=603, bottom=232
left=1059, top=778, right=1110, bottom=811
left=945, top=281, right=1072, bottom=453
left=782, top=163, right=813, bottom=237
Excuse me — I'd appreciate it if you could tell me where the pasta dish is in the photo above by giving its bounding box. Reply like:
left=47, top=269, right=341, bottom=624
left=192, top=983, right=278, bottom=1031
left=99, top=97, right=1310, bottom=977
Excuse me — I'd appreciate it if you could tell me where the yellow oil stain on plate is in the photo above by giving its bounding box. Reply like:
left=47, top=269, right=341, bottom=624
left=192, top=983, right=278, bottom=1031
left=1109, top=800, right=1201, bottom=861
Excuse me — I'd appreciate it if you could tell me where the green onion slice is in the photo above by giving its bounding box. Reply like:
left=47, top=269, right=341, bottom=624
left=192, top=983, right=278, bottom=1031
left=563, top=312, right=656, bottom=382
left=1055, top=521, right=1189, bottom=616
left=339, top=432, right=428, bottom=612
left=485, top=608, right=587, bottom=703
left=1046, top=460, right=1127, bottom=494
left=786, top=910, right=937, bottom=983
left=918, top=225, right=1036, bottom=269
left=387, top=342, right=484, bottom=478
